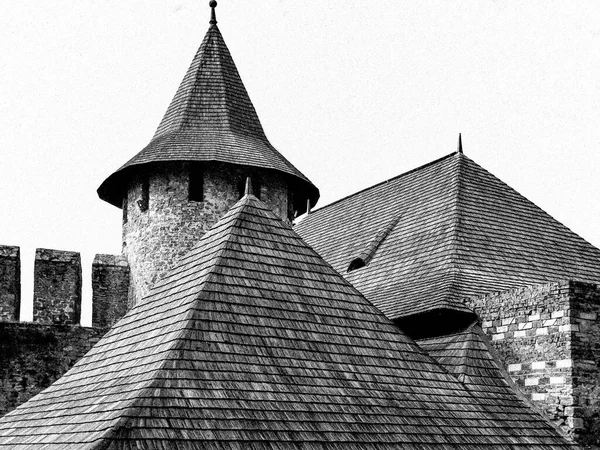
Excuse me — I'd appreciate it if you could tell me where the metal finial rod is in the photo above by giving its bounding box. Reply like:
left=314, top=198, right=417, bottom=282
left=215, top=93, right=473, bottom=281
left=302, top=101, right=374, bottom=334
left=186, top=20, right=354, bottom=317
left=457, top=133, right=463, bottom=154
left=209, top=0, right=217, bottom=25
left=306, top=198, right=312, bottom=215
left=244, top=176, right=253, bottom=196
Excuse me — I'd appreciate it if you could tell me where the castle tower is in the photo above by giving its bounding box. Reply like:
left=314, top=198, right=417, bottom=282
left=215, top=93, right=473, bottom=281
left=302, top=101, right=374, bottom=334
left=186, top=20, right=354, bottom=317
left=97, top=2, right=319, bottom=305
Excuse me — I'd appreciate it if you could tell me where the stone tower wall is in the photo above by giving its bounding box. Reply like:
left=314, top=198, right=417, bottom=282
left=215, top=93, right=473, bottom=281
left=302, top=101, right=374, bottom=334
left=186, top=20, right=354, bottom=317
left=123, top=161, right=292, bottom=305
left=0, top=246, right=130, bottom=417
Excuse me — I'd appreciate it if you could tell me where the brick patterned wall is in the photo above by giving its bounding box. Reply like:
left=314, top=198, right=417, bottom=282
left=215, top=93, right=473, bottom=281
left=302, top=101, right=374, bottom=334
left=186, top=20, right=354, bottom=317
left=123, top=161, right=293, bottom=305
left=0, top=246, right=20, bottom=322
left=33, top=249, right=82, bottom=325
left=467, top=282, right=576, bottom=437
left=468, top=280, right=600, bottom=446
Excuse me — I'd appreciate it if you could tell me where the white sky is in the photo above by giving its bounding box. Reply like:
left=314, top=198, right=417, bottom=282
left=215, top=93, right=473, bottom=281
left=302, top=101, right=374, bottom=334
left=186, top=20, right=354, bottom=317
left=1, top=1, right=599, bottom=325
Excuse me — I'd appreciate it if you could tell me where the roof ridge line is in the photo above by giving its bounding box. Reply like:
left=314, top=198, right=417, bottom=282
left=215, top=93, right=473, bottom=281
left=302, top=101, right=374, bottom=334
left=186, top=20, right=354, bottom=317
left=448, top=153, right=465, bottom=275
left=90, top=198, right=259, bottom=441
left=178, top=25, right=218, bottom=135
left=86, top=304, right=202, bottom=446
left=300, top=152, right=457, bottom=218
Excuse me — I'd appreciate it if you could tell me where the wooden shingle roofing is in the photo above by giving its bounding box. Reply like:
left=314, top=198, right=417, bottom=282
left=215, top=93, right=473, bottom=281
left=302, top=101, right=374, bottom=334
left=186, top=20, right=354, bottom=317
left=97, top=20, right=319, bottom=209
left=295, top=152, right=600, bottom=320
left=417, top=324, right=524, bottom=398
left=0, top=194, right=574, bottom=449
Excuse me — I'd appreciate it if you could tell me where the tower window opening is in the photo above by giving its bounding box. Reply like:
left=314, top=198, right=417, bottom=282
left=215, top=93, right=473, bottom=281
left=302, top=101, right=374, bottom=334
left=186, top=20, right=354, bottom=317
left=138, top=176, right=149, bottom=212
left=122, top=195, right=128, bottom=224
left=189, top=164, right=204, bottom=202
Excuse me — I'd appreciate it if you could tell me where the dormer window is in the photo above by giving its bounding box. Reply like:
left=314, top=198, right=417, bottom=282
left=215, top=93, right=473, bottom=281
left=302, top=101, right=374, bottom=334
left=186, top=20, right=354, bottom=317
left=347, top=258, right=366, bottom=272
left=189, top=163, right=204, bottom=202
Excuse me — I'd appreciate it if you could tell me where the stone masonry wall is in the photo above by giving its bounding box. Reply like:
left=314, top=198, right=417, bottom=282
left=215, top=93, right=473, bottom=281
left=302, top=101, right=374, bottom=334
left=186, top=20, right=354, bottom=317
left=0, top=322, right=105, bottom=416
left=467, top=280, right=600, bottom=446
left=467, top=282, right=575, bottom=437
left=0, top=246, right=130, bottom=417
left=123, top=161, right=292, bottom=305
left=0, top=246, right=20, bottom=322
left=92, top=254, right=130, bottom=328
left=33, top=249, right=82, bottom=325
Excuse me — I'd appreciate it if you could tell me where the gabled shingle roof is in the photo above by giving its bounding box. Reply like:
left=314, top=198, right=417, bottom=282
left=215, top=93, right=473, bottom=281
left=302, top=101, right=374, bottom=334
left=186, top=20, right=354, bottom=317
left=295, top=152, right=600, bottom=320
left=97, top=21, right=318, bottom=210
left=0, top=194, right=573, bottom=449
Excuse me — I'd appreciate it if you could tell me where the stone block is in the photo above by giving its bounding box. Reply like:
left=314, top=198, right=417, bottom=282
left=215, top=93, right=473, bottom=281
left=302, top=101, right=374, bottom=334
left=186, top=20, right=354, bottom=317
left=33, top=249, right=81, bottom=325
left=578, top=312, right=597, bottom=321
left=556, top=359, right=572, bottom=369
left=92, top=254, right=130, bottom=328
left=507, top=363, right=521, bottom=372
left=560, top=324, right=578, bottom=333
left=532, top=361, right=546, bottom=370
left=518, top=322, right=533, bottom=330
left=0, top=246, right=20, bottom=321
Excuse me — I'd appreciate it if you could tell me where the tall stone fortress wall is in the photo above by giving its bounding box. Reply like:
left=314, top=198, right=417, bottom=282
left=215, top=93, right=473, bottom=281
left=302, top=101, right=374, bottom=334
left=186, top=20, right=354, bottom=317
left=0, top=245, right=129, bottom=416
left=467, top=280, right=600, bottom=447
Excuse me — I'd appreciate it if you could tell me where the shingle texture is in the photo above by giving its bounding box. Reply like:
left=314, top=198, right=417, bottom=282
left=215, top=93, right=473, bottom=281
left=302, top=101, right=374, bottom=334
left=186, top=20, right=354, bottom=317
left=417, top=324, right=520, bottom=397
left=0, top=194, right=574, bottom=449
left=98, top=23, right=318, bottom=209
left=295, top=152, right=600, bottom=320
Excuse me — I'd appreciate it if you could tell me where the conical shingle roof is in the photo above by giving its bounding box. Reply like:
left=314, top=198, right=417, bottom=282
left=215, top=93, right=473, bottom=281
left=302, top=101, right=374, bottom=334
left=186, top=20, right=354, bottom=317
left=98, top=19, right=318, bottom=210
left=295, top=152, right=600, bottom=321
left=0, top=194, right=573, bottom=448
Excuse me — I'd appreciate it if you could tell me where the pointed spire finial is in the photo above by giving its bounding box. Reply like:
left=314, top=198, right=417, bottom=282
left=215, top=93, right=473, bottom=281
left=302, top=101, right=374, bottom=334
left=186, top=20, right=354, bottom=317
left=209, top=0, right=217, bottom=25
left=457, top=133, right=463, bottom=154
left=245, top=176, right=253, bottom=196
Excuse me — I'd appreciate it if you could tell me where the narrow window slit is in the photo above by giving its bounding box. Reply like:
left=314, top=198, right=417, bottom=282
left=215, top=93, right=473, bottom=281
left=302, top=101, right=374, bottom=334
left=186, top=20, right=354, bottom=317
left=189, top=164, right=204, bottom=202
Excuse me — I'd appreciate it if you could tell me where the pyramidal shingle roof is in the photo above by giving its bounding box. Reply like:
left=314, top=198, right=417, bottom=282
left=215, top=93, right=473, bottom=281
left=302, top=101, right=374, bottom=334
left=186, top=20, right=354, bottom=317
left=97, top=16, right=319, bottom=209
left=417, top=324, right=522, bottom=397
left=295, top=151, right=600, bottom=320
left=0, top=194, right=573, bottom=448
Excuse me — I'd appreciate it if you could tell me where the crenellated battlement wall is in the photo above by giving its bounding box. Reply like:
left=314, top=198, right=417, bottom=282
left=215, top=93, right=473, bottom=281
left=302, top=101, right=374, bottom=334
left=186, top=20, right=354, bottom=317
left=0, top=244, right=130, bottom=417
left=0, top=246, right=20, bottom=322
left=0, top=245, right=129, bottom=327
